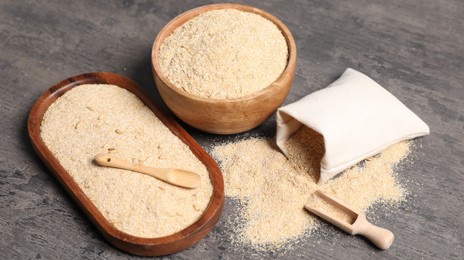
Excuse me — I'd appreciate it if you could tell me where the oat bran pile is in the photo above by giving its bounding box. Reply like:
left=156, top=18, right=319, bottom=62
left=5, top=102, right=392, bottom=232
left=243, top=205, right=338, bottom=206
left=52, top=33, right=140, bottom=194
left=159, top=9, right=288, bottom=99
left=213, top=126, right=410, bottom=250
left=40, top=84, right=213, bottom=238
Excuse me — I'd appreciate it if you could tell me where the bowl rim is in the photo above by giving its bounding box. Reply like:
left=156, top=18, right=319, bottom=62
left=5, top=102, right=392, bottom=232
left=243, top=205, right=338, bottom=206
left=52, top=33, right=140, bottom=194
left=152, top=3, right=297, bottom=103
left=27, top=72, right=224, bottom=256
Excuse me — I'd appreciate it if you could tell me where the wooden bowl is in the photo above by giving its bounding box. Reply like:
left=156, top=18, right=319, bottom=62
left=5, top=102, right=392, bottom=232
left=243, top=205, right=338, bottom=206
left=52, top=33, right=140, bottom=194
left=28, top=72, right=224, bottom=256
left=152, top=3, right=297, bottom=134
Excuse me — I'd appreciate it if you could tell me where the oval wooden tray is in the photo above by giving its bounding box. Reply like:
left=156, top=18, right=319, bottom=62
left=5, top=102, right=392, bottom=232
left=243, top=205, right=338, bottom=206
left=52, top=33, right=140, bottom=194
left=27, top=72, right=224, bottom=256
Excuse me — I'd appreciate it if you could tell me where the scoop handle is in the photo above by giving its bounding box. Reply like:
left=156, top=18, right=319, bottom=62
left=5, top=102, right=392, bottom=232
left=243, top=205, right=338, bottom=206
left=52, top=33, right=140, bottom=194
left=356, top=219, right=395, bottom=250
left=95, top=153, right=137, bottom=170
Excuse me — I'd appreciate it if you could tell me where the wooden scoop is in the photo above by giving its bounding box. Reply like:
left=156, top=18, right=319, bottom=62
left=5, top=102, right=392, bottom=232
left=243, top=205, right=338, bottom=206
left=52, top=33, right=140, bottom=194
left=304, top=190, right=394, bottom=250
left=94, top=154, right=201, bottom=189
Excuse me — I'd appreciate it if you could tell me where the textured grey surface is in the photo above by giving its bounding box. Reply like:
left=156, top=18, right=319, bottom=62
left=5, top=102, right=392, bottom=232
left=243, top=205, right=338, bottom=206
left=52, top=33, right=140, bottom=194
left=1, top=0, right=463, bottom=259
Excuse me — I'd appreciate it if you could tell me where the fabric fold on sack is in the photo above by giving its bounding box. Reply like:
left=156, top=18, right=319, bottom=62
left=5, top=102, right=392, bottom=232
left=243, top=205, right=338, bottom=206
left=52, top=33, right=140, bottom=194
left=276, top=68, right=430, bottom=184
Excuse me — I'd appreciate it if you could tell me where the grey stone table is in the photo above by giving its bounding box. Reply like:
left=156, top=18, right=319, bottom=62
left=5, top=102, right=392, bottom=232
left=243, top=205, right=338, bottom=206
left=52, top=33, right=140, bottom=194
left=1, top=0, right=463, bottom=259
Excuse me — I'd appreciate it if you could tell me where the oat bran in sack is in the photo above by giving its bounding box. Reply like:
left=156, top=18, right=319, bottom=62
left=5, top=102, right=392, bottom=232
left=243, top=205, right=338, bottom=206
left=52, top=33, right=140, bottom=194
left=276, top=68, right=430, bottom=184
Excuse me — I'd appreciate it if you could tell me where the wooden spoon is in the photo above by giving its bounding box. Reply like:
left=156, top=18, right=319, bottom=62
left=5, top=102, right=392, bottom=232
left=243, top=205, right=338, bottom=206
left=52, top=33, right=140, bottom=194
left=94, top=154, right=201, bottom=189
left=305, top=190, right=395, bottom=250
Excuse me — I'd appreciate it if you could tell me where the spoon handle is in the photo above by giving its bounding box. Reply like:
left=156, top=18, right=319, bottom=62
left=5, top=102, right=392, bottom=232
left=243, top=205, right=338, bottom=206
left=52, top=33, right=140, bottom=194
left=94, top=154, right=200, bottom=189
left=355, top=216, right=395, bottom=250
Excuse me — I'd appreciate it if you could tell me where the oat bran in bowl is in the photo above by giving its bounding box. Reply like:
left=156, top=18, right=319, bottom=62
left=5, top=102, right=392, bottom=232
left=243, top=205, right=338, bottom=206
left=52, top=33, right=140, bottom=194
left=152, top=3, right=297, bottom=134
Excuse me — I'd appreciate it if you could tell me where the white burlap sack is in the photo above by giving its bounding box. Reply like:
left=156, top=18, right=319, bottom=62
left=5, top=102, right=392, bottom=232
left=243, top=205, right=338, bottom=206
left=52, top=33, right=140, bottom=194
left=276, top=68, right=429, bottom=184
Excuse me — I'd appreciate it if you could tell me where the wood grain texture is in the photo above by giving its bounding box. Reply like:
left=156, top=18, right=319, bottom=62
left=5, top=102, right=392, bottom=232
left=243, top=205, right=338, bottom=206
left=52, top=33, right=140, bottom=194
left=28, top=72, right=224, bottom=256
left=1, top=0, right=463, bottom=259
left=152, top=3, right=297, bottom=134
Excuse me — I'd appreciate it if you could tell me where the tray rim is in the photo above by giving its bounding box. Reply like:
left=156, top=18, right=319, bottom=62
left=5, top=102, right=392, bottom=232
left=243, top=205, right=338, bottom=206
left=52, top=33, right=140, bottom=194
left=27, top=71, right=224, bottom=256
